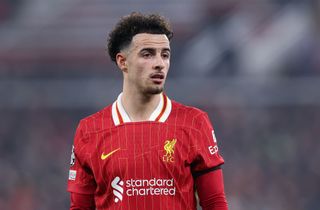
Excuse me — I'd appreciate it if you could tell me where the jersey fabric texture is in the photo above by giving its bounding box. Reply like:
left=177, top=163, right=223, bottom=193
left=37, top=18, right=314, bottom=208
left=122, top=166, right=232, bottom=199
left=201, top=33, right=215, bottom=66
left=67, top=93, right=224, bottom=210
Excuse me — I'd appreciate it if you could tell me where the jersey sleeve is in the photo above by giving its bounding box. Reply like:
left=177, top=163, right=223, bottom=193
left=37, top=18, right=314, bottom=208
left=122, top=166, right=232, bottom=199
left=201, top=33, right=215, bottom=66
left=195, top=169, right=228, bottom=210
left=67, top=121, right=97, bottom=194
left=190, top=112, right=224, bottom=177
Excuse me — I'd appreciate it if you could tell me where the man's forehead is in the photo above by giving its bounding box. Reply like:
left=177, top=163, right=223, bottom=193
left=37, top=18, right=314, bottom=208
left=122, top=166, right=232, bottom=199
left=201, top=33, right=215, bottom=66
left=131, top=33, right=170, bottom=49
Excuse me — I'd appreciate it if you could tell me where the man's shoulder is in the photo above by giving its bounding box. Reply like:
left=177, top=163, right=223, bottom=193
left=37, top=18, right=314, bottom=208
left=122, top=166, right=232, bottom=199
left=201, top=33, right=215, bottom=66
left=169, top=100, right=214, bottom=132
left=78, top=104, right=114, bottom=134
left=171, top=100, right=206, bottom=117
left=170, top=100, right=209, bottom=129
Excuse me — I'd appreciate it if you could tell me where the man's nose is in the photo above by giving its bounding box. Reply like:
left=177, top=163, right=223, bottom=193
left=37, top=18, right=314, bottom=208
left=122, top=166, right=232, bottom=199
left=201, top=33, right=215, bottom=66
left=153, top=55, right=165, bottom=71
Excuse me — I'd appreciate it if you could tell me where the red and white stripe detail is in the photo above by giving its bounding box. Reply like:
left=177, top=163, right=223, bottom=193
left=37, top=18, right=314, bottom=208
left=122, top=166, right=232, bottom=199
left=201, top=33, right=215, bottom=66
left=112, top=93, right=172, bottom=126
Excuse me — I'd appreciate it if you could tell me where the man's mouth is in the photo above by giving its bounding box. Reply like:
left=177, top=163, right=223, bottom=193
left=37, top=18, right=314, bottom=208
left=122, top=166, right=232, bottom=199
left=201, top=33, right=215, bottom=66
left=150, top=73, right=165, bottom=84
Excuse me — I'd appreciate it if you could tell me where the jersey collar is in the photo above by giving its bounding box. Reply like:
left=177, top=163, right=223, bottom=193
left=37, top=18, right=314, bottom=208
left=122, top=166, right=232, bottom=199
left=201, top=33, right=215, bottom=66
left=112, top=93, right=172, bottom=126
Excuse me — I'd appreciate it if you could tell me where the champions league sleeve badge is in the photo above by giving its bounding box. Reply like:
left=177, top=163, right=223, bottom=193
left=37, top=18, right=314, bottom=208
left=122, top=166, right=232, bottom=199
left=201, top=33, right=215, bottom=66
left=70, top=145, right=75, bottom=166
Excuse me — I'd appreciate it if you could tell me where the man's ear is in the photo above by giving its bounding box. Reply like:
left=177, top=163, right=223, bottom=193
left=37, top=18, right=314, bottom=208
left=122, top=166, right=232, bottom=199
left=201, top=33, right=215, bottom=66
left=116, top=52, right=128, bottom=72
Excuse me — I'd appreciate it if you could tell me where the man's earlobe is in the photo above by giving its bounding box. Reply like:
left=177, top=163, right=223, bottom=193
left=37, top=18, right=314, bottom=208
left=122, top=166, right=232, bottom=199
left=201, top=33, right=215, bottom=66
left=121, top=62, right=128, bottom=72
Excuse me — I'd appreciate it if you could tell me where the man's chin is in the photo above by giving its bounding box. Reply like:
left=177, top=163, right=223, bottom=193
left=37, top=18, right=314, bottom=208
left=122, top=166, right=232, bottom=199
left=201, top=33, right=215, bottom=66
left=144, top=87, right=164, bottom=95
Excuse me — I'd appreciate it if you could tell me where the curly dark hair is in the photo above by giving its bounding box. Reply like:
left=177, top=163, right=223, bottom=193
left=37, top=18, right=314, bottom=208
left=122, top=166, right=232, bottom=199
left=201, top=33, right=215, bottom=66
left=107, top=12, right=173, bottom=62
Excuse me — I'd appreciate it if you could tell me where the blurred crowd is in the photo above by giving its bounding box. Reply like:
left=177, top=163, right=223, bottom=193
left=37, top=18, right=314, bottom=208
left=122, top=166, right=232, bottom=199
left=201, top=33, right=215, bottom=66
left=177, top=0, right=320, bottom=77
left=211, top=106, right=320, bottom=210
left=0, top=0, right=320, bottom=210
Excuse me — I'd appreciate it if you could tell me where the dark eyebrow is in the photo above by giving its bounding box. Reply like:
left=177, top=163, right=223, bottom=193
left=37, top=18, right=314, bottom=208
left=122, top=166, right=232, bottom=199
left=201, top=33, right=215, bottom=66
left=140, top=48, right=156, bottom=53
left=162, top=48, right=171, bottom=53
left=140, top=47, right=171, bottom=53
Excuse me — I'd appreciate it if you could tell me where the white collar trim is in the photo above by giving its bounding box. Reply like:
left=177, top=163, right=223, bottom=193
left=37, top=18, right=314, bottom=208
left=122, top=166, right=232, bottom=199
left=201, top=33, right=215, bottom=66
left=112, top=93, right=172, bottom=126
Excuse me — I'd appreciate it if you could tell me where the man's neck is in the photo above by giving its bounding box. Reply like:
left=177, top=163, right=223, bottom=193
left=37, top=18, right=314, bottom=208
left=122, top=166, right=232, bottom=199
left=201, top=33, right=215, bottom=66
left=121, top=91, right=161, bottom=122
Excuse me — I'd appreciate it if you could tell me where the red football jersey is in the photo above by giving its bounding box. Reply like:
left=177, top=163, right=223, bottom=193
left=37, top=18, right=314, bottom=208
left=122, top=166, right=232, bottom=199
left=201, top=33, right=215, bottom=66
left=67, top=93, right=224, bottom=210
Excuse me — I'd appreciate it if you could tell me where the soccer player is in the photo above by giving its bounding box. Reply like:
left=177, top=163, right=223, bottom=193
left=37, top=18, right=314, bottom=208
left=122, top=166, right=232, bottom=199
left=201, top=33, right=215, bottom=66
left=67, top=12, right=228, bottom=210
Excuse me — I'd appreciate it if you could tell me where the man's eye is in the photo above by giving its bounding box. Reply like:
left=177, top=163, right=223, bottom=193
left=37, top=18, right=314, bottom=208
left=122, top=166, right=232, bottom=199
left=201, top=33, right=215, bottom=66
left=162, top=53, right=170, bottom=59
left=142, top=53, right=152, bottom=58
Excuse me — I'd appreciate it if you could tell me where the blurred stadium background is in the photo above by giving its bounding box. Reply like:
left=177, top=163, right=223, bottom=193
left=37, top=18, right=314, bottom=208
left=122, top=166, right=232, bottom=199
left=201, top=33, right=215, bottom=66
left=1, top=0, right=320, bottom=209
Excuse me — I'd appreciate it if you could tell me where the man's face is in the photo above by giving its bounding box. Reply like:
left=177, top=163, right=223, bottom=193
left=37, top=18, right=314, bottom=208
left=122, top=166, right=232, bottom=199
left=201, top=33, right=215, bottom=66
left=122, top=33, right=170, bottom=95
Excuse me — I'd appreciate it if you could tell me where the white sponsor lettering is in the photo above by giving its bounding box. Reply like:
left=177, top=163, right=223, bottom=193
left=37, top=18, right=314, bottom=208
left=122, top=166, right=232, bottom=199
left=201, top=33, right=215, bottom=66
left=126, top=178, right=174, bottom=187
left=208, top=145, right=219, bottom=155
left=126, top=186, right=176, bottom=196
left=111, top=176, right=124, bottom=203
left=212, top=130, right=217, bottom=143
left=111, top=177, right=176, bottom=203
left=208, top=130, right=219, bottom=155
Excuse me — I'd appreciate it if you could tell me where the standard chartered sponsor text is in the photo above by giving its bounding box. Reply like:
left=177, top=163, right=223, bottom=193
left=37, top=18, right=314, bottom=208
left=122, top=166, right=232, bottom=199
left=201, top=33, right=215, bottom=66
left=126, top=178, right=176, bottom=196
